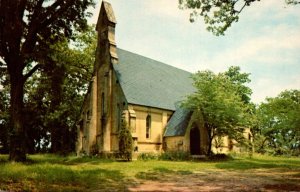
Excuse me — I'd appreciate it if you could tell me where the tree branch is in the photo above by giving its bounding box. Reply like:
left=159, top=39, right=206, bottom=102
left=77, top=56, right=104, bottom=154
left=24, top=64, right=42, bottom=80
left=21, top=0, right=75, bottom=66
left=286, top=0, right=300, bottom=5
left=40, top=1, right=74, bottom=29
left=21, top=0, right=45, bottom=60
left=237, top=2, right=248, bottom=13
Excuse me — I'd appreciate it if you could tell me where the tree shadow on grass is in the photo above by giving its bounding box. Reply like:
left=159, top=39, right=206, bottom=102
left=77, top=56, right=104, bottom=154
left=1, top=165, right=131, bottom=192
left=0, top=155, right=134, bottom=192
left=26, top=154, right=116, bottom=166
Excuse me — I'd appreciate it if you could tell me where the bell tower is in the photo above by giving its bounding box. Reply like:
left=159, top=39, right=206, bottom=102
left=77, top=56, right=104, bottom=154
left=95, top=1, right=118, bottom=71
left=94, top=1, right=118, bottom=153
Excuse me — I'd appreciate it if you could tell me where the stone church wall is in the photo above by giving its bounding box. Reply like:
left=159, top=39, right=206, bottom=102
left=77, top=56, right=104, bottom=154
left=126, top=105, right=173, bottom=153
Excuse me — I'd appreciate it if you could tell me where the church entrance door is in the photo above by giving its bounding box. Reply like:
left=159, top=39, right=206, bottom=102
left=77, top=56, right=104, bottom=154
left=190, top=126, right=201, bottom=155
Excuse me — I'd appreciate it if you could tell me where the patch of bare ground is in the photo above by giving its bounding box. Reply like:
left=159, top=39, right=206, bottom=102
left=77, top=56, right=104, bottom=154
left=128, top=169, right=300, bottom=192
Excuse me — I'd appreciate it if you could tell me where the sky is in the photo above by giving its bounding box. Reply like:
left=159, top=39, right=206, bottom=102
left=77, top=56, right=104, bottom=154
left=88, top=0, right=300, bottom=104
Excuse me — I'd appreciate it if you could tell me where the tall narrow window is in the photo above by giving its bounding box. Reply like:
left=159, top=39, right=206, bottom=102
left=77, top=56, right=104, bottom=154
left=101, top=92, right=105, bottom=115
left=117, top=104, right=121, bottom=131
left=129, top=110, right=136, bottom=133
left=146, top=115, right=151, bottom=139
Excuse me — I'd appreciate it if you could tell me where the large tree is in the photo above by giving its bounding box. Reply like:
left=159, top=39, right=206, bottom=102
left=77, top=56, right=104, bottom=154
left=0, top=0, right=94, bottom=161
left=20, top=25, right=95, bottom=154
left=257, top=90, right=300, bottom=155
left=39, top=28, right=95, bottom=154
left=179, top=0, right=299, bottom=35
left=183, top=67, right=251, bottom=155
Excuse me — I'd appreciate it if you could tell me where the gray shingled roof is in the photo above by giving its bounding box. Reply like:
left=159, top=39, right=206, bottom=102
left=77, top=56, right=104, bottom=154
left=164, top=108, right=192, bottom=137
left=113, top=49, right=195, bottom=111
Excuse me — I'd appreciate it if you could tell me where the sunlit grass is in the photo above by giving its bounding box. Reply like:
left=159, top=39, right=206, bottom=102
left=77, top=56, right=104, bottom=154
left=216, top=153, right=300, bottom=170
left=0, top=153, right=299, bottom=191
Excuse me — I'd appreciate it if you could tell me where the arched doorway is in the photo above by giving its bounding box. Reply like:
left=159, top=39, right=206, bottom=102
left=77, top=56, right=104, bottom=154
left=190, top=126, right=201, bottom=155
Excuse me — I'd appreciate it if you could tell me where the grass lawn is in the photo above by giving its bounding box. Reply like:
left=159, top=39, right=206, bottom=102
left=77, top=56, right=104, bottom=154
left=0, top=154, right=299, bottom=192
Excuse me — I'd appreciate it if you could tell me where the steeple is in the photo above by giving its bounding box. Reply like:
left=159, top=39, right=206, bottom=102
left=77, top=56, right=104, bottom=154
left=95, top=1, right=118, bottom=70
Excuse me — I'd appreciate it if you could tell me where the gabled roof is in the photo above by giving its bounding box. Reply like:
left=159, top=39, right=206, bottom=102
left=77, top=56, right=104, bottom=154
left=113, top=49, right=195, bottom=111
left=164, top=108, right=192, bottom=137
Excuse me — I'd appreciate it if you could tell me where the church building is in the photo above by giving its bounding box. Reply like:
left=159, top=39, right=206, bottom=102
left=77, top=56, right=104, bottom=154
left=76, top=1, right=244, bottom=156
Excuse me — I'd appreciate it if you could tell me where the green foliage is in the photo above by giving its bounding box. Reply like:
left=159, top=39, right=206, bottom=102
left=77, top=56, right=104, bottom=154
left=22, top=26, right=95, bottom=154
left=0, top=60, right=9, bottom=153
left=0, top=73, right=9, bottom=153
left=286, top=0, right=300, bottom=5
left=224, top=66, right=252, bottom=104
left=0, top=0, right=95, bottom=161
left=118, top=118, right=133, bottom=161
left=208, top=153, right=233, bottom=161
left=179, top=0, right=255, bottom=35
left=159, top=151, right=191, bottom=161
left=183, top=66, right=251, bottom=155
left=257, top=89, right=300, bottom=156
left=90, top=143, right=99, bottom=156
left=137, top=153, right=158, bottom=161
left=179, top=0, right=299, bottom=35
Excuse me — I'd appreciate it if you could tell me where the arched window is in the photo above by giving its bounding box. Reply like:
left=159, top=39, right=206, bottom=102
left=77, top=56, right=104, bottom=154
left=146, top=115, right=151, bottom=139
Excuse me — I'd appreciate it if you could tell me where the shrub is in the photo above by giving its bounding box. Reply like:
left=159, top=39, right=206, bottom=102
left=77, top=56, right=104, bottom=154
left=208, top=153, right=232, bottom=161
left=159, top=151, right=190, bottom=161
left=90, top=143, right=99, bottom=156
left=137, top=153, right=158, bottom=161
left=118, top=117, right=133, bottom=161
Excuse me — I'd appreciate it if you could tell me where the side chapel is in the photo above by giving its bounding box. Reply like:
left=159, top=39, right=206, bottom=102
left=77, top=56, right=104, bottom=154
left=76, top=1, right=247, bottom=156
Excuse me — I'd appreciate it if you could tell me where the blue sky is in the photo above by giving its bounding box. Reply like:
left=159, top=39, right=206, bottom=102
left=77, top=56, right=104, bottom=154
left=89, top=0, right=300, bottom=104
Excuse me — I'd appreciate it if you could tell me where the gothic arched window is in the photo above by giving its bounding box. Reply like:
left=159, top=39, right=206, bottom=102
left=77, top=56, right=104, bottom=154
left=146, top=115, right=151, bottom=139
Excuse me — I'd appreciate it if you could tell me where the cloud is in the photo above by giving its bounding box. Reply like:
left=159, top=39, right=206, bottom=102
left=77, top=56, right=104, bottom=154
left=241, top=0, right=300, bottom=20
left=87, top=2, right=100, bottom=25
left=143, top=0, right=190, bottom=21
left=250, top=74, right=300, bottom=103
left=208, top=23, right=300, bottom=68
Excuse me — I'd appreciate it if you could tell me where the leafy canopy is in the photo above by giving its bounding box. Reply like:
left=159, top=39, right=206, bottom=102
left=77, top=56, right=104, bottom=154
left=257, top=89, right=300, bottom=155
left=179, top=0, right=299, bottom=35
left=0, top=0, right=94, bottom=161
left=182, top=66, right=251, bottom=154
left=23, top=25, right=96, bottom=153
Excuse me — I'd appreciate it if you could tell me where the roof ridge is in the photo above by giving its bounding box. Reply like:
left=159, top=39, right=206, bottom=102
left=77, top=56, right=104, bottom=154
left=116, top=48, right=192, bottom=75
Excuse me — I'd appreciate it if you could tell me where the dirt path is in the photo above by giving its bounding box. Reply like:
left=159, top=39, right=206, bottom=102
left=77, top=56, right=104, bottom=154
left=127, top=169, right=300, bottom=192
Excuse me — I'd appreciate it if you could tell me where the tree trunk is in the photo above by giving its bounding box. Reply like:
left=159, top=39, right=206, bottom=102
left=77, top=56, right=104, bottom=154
left=207, top=136, right=213, bottom=156
left=48, top=63, right=66, bottom=154
left=9, top=70, right=26, bottom=161
left=206, top=126, right=214, bottom=156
